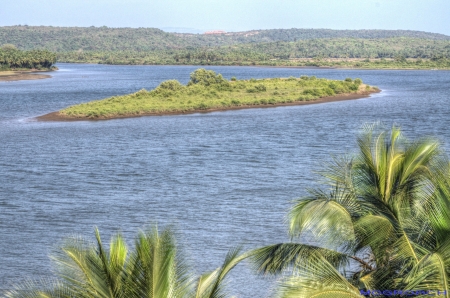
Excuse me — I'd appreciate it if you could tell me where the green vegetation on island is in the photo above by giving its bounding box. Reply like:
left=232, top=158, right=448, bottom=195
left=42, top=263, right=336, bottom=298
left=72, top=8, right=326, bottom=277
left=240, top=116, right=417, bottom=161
left=0, top=44, right=56, bottom=71
left=2, top=26, right=450, bottom=69
left=6, top=125, right=450, bottom=297
left=56, top=69, right=378, bottom=119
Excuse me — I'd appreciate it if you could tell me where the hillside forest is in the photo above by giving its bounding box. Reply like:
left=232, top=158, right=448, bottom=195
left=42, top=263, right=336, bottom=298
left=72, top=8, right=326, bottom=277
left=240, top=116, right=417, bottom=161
left=1, top=26, right=450, bottom=69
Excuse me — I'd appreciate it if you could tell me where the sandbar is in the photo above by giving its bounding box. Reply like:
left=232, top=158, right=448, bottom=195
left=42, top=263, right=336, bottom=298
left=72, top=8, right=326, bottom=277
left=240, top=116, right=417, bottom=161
left=0, top=71, right=52, bottom=82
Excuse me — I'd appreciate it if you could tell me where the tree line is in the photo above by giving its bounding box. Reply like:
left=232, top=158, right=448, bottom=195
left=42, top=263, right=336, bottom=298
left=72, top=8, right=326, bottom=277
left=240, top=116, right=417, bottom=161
left=0, top=44, right=56, bottom=70
left=54, top=38, right=450, bottom=69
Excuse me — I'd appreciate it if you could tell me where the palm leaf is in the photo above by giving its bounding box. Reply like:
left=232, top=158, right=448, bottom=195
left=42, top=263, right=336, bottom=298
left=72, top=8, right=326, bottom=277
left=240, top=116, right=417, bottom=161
left=249, top=243, right=349, bottom=275
left=194, top=247, right=248, bottom=298
left=274, top=253, right=363, bottom=298
left=288, top=190, right=356, bottom=247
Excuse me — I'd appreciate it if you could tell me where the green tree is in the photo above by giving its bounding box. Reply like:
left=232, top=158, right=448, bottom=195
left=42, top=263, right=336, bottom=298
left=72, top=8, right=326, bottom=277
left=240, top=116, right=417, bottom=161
left=5, top=226, right=247, bottom=298
left=187, top=69, right=229, bottom=87
left=250, top=124, right=450, bottom=297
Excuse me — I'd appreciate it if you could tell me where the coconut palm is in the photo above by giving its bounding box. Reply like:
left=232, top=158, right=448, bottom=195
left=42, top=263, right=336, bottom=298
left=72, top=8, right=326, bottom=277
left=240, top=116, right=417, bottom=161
left=250, top=124, right=450, bottom=297
left=5, top=226, right=246, bottom=298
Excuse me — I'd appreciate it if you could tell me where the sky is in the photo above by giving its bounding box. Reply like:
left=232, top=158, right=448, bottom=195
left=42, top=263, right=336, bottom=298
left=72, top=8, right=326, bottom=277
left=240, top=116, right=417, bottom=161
left=1, top=0, right=449, bottom=35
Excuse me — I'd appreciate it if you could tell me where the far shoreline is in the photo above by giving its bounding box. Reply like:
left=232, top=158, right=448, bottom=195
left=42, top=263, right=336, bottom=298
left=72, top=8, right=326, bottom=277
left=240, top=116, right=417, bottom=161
left=55, top=62, right=450, bottom=71
left=36, top=89, right=381, bottom=122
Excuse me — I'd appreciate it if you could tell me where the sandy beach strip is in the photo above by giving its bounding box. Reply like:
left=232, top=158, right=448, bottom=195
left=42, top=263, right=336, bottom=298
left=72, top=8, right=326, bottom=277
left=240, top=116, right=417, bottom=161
left=0, top=71, right=52, bottom=82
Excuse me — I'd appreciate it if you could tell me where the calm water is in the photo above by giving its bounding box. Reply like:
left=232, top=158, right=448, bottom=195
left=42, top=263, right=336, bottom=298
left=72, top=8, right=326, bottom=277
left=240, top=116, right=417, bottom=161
left=1, top=64, right=449, bottom=296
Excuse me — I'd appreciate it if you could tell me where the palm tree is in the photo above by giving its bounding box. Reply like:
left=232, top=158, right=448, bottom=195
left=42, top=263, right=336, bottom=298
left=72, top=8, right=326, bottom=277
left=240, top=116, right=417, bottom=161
left=5, top=226, right=247, bottom=298
left=250, top=124, right=450, bottom=297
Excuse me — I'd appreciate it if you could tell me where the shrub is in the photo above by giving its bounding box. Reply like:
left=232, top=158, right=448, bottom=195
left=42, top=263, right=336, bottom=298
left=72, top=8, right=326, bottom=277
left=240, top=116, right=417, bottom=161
left=247, top=84, right=266, bottom=93
left=323, top=87, right=335, bottom=96
left=255, top=84, right=267, bottom=92
left=300, top=75, right=309, bottom=80
left=196, top=102, right=208, bottom=110
left=329, top=82, right=338, bottom=89
left=303, top=88, right=323, bottom=97
left=354, top=78, right=363, bottom=86
left=188, top=68, right=229, bottom=87
left=349, top=84, right=359, bottom=91
left=344, top=77, right=353, bottom=83
left=332, top=84, right=349, bottom=94
left=157, top=80, right=184, bottom=91
left=234, top=82, right=246, bottom=89
left=231, top=76, right=237, bottom=81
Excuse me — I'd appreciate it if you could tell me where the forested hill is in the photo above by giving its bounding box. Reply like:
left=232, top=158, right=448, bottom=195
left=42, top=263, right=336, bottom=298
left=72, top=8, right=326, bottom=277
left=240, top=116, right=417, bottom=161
left=1, top=26, right=450, bottom=52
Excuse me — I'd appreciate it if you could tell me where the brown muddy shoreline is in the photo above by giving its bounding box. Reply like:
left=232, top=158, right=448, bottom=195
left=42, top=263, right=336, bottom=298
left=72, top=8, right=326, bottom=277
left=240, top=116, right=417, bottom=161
left=37, top=89, right=381, bottom=122
left=0, top=70, right=52, bottom=82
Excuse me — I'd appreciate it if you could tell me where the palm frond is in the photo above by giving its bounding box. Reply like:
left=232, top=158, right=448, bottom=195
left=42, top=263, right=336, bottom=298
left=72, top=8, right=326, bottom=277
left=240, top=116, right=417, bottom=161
left=403, top=252, right=450, bottom=296
left=4, top=279, right=73, bottom=298
left=127, top=226, right=192, bottom=298
left=249, top=243, right=349, bottom=275
left=288, top=192, right=355, bottom=247
left=194, top=247, right=248, bottom=298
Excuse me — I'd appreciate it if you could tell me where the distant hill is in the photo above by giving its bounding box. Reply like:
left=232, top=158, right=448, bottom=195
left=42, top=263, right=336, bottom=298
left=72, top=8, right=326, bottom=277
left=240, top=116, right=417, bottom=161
left=1, top=26, right=449, bottom=52
left=160, top=27, right=204, bottom=34
left=2, top=26, right=449, bottom=69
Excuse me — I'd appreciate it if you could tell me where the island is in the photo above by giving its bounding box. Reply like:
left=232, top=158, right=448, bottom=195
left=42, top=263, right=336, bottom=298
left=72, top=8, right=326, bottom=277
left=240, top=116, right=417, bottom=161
left=38, top=69, right=380, bottom=121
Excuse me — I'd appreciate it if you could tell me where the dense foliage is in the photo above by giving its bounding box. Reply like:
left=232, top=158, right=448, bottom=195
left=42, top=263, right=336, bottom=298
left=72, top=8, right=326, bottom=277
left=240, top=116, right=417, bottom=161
left=59, top=69, right=376, bottom=119
left=5, top=226, right=246, bottom=298
left=55, top=38, right=450, bottom=69
left=2, top=26, right=450, bottom=69
left=251, top=125, right=450, bottom=297
left=55, top=37, right=450, bottom=63
left=0, top=45, right=56, bottom=70
left=1, top=26, right=449, bottom=52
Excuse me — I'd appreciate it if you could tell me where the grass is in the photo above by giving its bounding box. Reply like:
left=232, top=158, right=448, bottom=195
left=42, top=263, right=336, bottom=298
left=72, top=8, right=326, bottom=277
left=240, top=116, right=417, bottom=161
left=60, top=69, right=378, bottom=119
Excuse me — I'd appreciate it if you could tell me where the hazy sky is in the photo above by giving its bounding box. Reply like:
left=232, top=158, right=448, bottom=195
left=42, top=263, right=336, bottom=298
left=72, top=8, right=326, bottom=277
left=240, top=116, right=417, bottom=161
left=1, top=0, right=449, bottom=35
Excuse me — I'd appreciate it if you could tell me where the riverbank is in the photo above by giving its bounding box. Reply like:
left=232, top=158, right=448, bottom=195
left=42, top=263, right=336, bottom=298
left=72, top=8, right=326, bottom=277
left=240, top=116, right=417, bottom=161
left=37, top=89, right=380, bottom=122
left=0, top=70, right=52, bottom=82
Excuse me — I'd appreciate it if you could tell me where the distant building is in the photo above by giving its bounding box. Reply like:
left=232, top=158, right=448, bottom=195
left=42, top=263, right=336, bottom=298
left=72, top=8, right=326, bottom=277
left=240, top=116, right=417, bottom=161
left=204, top=30, right=226, bottom=35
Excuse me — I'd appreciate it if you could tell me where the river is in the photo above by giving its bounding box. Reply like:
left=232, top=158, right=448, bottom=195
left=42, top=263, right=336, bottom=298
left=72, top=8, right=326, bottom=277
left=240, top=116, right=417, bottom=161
left=1, top=64, right=449, bottom=296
